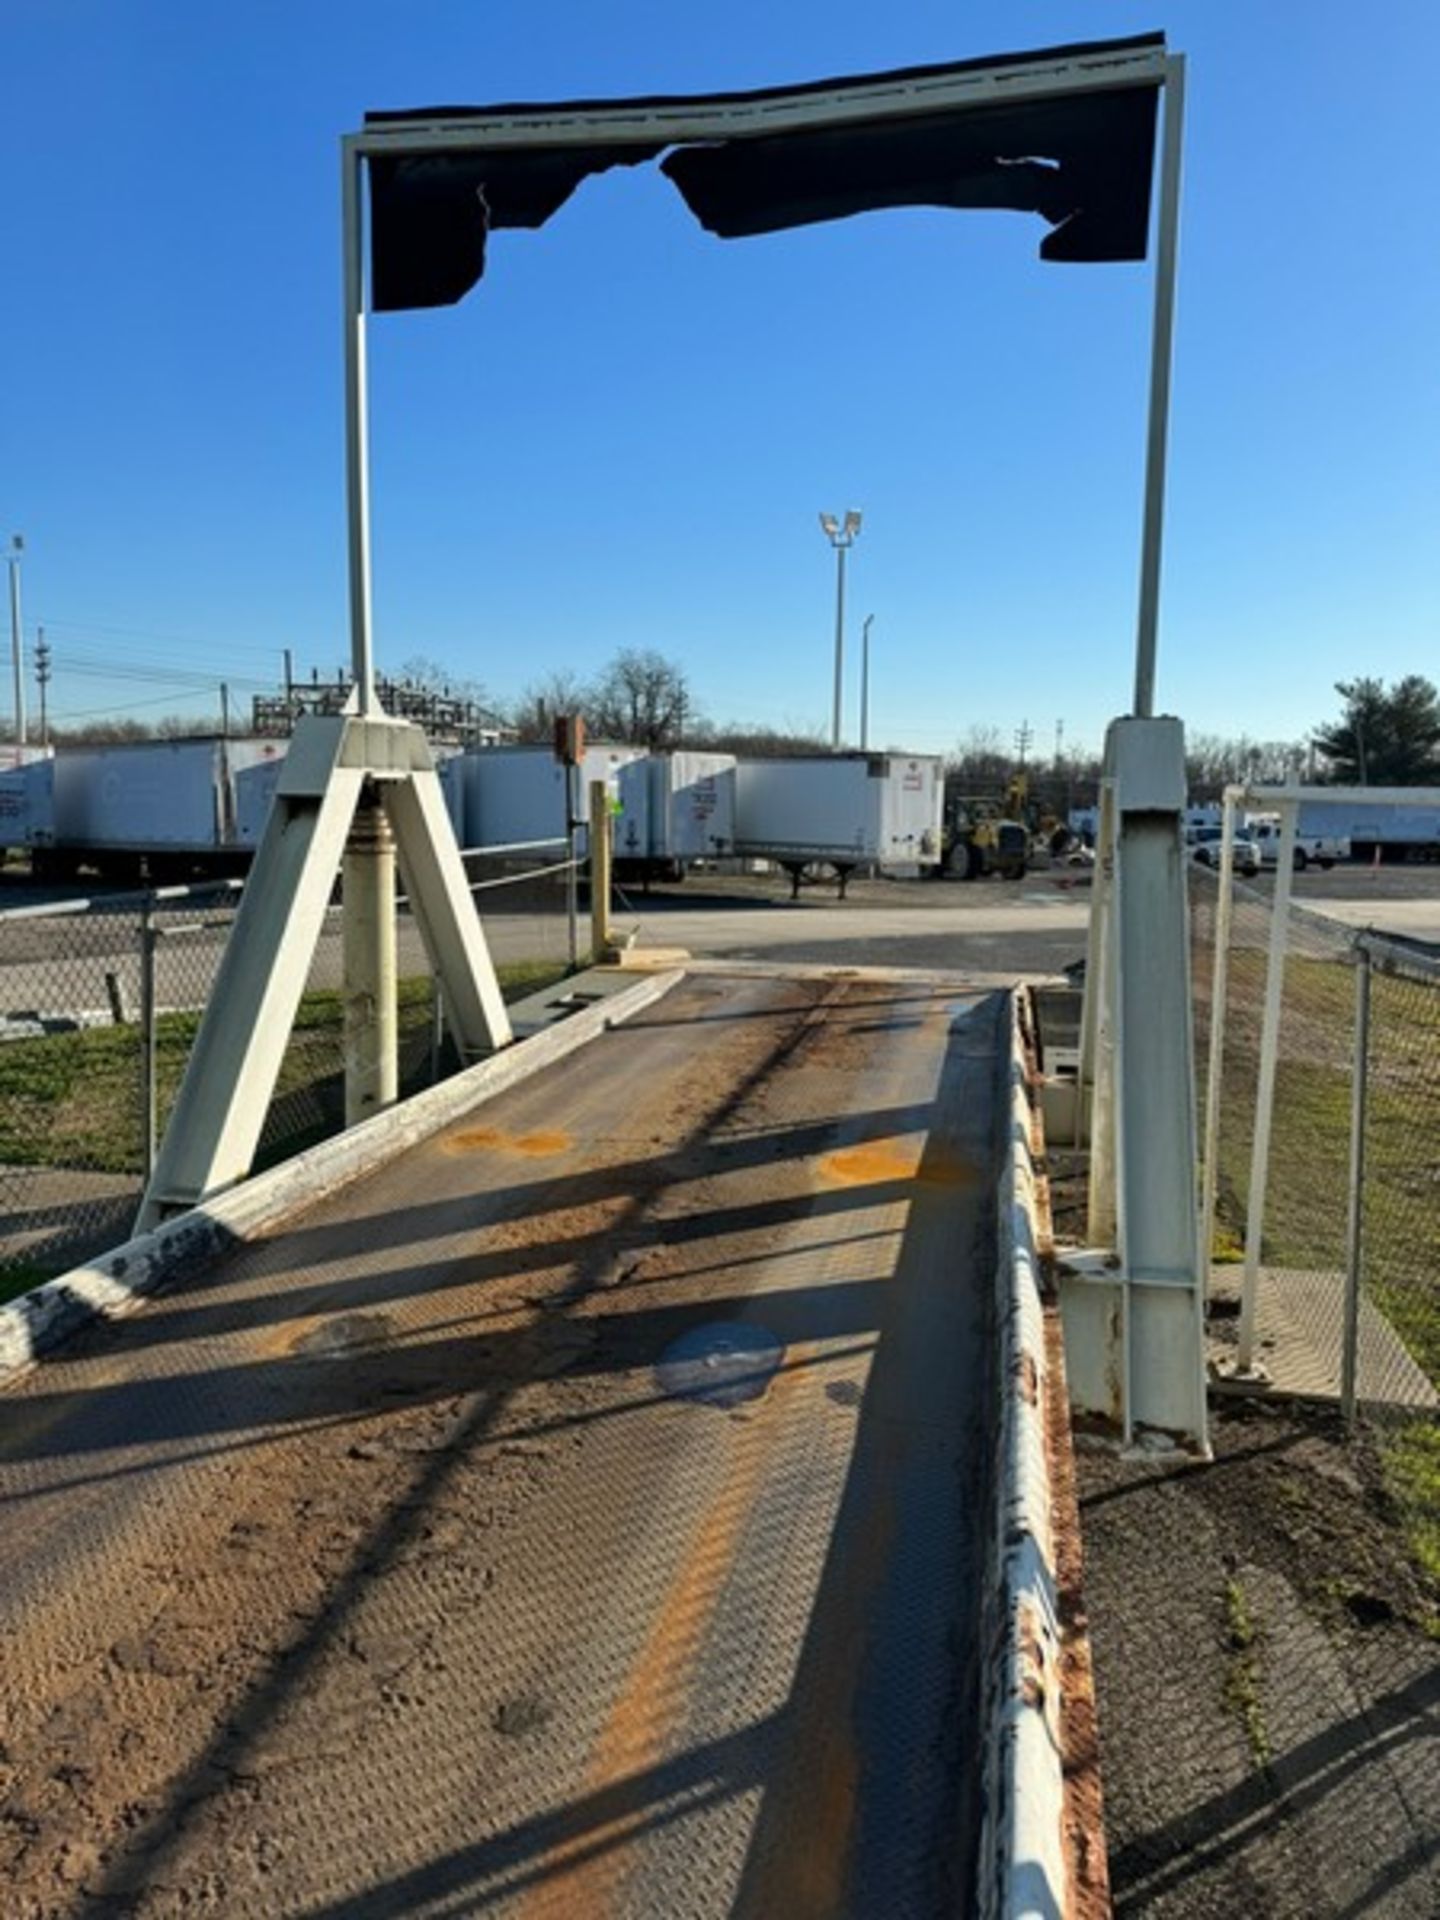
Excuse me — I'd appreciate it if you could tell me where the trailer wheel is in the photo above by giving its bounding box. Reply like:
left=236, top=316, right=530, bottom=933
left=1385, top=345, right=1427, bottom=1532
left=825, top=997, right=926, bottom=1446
left=1292, top=846, right=1309, bottom=872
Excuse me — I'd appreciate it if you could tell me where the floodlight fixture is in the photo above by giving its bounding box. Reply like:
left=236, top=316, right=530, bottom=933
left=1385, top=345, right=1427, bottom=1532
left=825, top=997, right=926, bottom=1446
left=843, top=510, right=862, bottom=538
left=819, top=512, right=840, bottom=537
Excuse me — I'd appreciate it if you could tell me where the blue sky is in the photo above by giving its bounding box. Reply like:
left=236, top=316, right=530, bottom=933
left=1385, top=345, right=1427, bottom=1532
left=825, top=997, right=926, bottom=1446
left=4, top=2, right=1437, bottom=759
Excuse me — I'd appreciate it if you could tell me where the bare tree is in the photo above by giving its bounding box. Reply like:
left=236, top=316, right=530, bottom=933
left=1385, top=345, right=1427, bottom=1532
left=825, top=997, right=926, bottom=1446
left=509, top=670, right=593, bottom=743
left=398, top=653, right=490, bottom=709
left=589, top=649, right=695, bottom=749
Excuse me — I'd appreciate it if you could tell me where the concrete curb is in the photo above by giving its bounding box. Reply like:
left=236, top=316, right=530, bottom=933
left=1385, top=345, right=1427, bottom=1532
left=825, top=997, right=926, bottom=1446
left=0, top=968, right=683, bottom=1387
left=980, top=992, right=1066, bottom=1920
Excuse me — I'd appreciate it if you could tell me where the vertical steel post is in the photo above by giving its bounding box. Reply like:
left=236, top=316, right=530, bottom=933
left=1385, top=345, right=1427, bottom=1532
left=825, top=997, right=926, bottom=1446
left=589, top=778, right=613, bottom=956
left=1341, top=939, right=1371, bottom=1426
left=1238, top=794, right=1299, bottom=1370
left=1084, top=779, right=1118, bottom=1228
left=140, top=894, right=158, bottom=1182
left=342, top=790, right=398, bottom=1125
left=1133, top=55, right=1186, bottom=719
left=341, top=139, right=377, bottom=716
left=1198, top=787, right=1241, bottom=1295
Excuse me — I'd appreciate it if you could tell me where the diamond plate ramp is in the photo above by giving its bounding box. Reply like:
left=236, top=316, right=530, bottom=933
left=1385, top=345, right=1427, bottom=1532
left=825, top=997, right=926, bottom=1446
left=0, top=972, right=1004, bottom=1918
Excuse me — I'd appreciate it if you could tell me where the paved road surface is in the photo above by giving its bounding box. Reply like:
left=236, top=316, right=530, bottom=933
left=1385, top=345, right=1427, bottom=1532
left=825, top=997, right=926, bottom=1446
left=1, top=970, right=1002, bottom=1918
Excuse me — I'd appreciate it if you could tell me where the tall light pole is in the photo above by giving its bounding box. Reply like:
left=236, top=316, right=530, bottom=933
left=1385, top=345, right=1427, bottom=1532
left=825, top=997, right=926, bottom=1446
left=860, top=613, right=874, bottom=751
left=818, top=509, right=861, bottom=749
left=7, top=535, right=26, bottom=747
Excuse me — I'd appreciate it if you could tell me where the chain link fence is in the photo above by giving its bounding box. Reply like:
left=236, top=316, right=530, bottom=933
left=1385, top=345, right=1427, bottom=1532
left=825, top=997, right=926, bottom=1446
left=0, top=843, right=579, bottom=1296
left=1192, top=867, right=1440, bottom=1424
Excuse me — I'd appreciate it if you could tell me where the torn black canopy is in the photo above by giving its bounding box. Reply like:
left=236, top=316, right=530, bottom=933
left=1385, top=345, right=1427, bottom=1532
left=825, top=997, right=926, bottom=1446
left=364, top=34, right=1164, bottom=313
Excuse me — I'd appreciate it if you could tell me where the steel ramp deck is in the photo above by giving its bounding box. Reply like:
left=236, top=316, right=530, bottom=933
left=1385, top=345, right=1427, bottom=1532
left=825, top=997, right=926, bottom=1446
left=0, top=971, right=1003, bottom=1919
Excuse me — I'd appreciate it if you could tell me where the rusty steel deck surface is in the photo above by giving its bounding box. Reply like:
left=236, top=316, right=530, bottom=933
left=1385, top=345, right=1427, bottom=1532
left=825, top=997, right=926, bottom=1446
left=0, top=971, right=1003, bottom=1919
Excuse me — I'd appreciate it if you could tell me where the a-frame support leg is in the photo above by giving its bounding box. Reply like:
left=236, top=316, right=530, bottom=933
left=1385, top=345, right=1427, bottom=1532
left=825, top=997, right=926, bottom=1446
left=136, top=715, right=511, bottom=1232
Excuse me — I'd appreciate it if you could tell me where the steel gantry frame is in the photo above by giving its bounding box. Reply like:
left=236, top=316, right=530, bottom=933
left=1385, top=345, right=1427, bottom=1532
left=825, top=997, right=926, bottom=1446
left=142, top=36, right=1206, bottom=1455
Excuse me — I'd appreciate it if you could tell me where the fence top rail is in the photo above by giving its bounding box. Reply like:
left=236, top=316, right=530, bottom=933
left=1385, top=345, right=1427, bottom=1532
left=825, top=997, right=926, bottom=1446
left=1224, top=781, right=1440, bottom=809
left=458, top=838, right=568, bottom=857
left=1355, top=927, right=1440, bottom=981
left=0, top=876, right=245, bottom=925
left=0, top=840, right=574, bottom=927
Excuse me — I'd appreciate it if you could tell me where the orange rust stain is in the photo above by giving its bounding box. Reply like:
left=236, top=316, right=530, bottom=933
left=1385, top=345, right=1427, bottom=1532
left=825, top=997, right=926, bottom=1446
left=817, top=1140, right=922, bottom=1187
left=442, top=1124, right=572, bottom=1158
left=513, top=1130, right=573, bottom=1157
left=817, top=1137, right=979, bottom=1191
left=519, top=1358, right=809, bottom=1920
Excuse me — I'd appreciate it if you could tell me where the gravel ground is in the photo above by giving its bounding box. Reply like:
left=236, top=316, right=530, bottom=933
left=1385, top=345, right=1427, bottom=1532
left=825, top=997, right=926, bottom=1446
left=1077, top=1402, right=1439, bottom=1918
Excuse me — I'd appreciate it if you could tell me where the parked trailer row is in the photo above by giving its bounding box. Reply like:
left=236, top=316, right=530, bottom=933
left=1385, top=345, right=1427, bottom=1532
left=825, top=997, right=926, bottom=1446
left=0, top=739, right=288, bottom=882
left=1, top=737, right=944, bottom=888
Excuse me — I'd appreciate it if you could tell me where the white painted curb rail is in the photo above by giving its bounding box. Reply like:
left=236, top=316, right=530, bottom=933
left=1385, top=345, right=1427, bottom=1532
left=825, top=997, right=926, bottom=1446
left=0, top=969, right=683, bottom=1387
left=980, top=993, right=1066, bottom=1920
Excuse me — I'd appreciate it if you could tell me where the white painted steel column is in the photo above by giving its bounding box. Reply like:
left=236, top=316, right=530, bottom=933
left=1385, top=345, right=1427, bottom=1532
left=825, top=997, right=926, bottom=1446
left=342, top=138, right=377, bottom=717
left=1198, top=786, right=1241, bottom=1295
left=1108, top=718, right=1206, bottom=1444
left=1132, top=55, right=1186, bottom=720
left=1237, top=794, right=1299, bottom=1371
left=343, top=791, right=399, bottom=1125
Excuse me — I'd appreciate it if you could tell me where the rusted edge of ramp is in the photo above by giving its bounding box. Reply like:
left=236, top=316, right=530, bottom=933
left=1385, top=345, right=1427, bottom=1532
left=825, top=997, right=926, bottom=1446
left=0, top=968, right=682, bottom=1386
left=980, top=995, right=1108, bottom=1920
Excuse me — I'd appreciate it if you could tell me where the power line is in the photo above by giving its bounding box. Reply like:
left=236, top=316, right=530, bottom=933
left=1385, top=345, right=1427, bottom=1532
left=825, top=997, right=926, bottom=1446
left=48, top=689, right=233, bottom=722
left=34, top=613, right=297, bottom=663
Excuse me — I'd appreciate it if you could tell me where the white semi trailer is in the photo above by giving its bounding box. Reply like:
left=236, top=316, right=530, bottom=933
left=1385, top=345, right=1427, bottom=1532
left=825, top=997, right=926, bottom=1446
left=613, top=751, right=736, bottom=881
left=734, top=753, right=944, bottom=896
left=10, top=738, right=288, bottom=882
left=457, top=743, right=643, bottom=854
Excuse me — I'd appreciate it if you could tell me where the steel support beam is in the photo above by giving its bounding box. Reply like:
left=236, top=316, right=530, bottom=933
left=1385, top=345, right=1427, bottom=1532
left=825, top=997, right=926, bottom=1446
left=1060, top=717, right=1208, bottom=1448
left=137, top=714, right=510, bottom=1231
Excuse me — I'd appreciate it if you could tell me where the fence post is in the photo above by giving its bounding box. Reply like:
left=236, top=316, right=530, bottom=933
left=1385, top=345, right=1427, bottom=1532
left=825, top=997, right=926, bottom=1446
left=1198, top=786, right=1242, bottom=1298
left=1238, top=794, right=1300, bottom=1372
left=1341, top=938, right=1372, bottom=1427
left=589, top=779, right=613, bottom=958
left=430, top=978, right=445, bottom=1085
left=140, top=893, right=158, bottom=1182
left=566, top=762, right=580, bottom=970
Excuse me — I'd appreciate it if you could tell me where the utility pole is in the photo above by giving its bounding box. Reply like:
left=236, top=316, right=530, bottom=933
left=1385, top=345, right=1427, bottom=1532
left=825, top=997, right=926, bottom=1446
left=7, top=535, right=26, bottom=746
left=1014, top=719, right=1033, bottom=769
left=220, top=682, right=230, bottom=740
left=818, top=510, right=862, bottom=749
left=34, top=627, right=51, bottom=747
left=859, top=614, right=874, bottom=752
